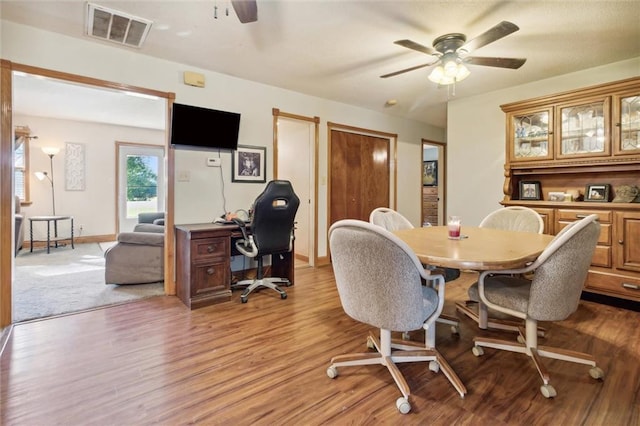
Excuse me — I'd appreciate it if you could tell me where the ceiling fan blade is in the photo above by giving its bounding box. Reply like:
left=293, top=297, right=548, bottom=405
left=231, top=0, right=258, bottom=23
left=380, top=62, right=435, bottom=79
left=394, top=39, right=437, bottom=56
left=464, top=56, right=527, bottom=69
left=459, top=21, right=519, bottom=53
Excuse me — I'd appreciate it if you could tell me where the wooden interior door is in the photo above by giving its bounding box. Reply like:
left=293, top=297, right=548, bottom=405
left=330, top=130, right=390, bottom=225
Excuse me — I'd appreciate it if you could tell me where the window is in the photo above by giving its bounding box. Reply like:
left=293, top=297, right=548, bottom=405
left=14, top=126, right=31, bottom=203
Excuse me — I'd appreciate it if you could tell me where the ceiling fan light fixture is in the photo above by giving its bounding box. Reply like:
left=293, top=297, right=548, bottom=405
left=428, top=60, right=469, bottom=85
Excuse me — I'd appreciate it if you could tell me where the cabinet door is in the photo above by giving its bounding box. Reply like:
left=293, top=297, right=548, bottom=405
left=615, top=211, right=640, bottom=272
left=508, top=107, right=554, bottom=162
left=612, top=89, right=640, bottom=155
left=556, top=96, right=610, bottom=159
left=531, top=207, right=553, bottom=234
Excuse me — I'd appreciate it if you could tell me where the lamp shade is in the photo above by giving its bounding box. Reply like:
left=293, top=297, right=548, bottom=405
left=42, top=147, right=60, bottom=156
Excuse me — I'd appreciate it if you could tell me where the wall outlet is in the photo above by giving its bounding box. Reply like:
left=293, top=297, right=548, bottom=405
left=207, top=157, right=221, bottom=167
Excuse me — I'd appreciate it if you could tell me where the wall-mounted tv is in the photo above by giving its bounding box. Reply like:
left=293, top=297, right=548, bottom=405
left=170, top=102, right=241, bottom=151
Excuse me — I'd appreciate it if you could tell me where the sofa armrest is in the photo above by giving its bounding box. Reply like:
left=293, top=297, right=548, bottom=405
left=117, top=231, right=164, bottom=246
left=133, top=223, right=165, bottom=233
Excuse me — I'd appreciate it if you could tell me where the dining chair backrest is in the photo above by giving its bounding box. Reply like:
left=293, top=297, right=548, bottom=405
left=479, top=206, right=544, bottom=234
left=329, top=219, right=439, bottom=332
left=525, top=215, right=600, bottom=320
left=369, top=207, right=414, bottom=231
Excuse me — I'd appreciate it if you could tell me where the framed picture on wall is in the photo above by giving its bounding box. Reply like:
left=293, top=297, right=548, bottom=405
left=232, top=145, right=266, bottom=183
left=422, top=160, right=437, bottom=186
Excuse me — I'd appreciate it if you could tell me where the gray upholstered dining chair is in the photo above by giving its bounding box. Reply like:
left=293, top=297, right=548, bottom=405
left=327, top=219, right=466, bottom=414
left=471, top=214, right=604, bottom=398
left=456, top=206, right=544, bottom=332
left=369, top=207, right=460, bottom=333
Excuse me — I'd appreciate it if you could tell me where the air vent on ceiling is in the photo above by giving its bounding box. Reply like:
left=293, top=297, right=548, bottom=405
left=86, top=3, right=152, bottom=48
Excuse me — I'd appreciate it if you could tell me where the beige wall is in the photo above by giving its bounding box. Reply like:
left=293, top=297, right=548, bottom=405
left=3, top=20, right=445, bottom=257
left=447, top=57, right=640, bottom=227
left=14, top=114, right=164, bottom=239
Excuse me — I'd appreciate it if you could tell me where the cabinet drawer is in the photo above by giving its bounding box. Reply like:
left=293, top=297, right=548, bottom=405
left=586, top=271, right=640, bottom=302
left=423, top=187, right=438, bottom=196
left=557, top=221, right=611, bottom=245
left=192, top=237, right=229, bottom=260
left=556, top=209, right=612, bottom=223
left=193, top=261, right=229, bottom=296
left=591, top=245, right=612, bottom=268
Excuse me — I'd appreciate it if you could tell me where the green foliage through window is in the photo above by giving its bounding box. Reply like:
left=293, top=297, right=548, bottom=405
left=127, top=155, right=157, bottom=201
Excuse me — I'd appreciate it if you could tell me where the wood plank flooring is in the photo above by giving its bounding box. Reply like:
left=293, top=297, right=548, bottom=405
left=1, top=267, right=639, bottom=425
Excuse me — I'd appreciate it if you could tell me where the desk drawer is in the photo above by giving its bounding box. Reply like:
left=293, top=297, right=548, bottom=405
left=192, top=237, right=229, bottom=260
left=192, top=261, right=229, bottom=296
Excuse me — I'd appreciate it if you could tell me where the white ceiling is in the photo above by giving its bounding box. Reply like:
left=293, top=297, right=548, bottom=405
left=4, top=0, right=640, bottom=129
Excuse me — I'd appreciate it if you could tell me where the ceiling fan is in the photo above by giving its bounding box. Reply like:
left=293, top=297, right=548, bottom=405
left=231, top=0, right=258, bottom=24
left=381, top=21, right=526, bottom=85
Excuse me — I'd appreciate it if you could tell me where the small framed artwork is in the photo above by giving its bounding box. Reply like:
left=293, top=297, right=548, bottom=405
left=232, top=145, right=266, bottom=183
left=422, top=160, right=437, bottom=186
left=585, top=184, right=610, bottom=202
left=519, top=181, right=541, bottom=200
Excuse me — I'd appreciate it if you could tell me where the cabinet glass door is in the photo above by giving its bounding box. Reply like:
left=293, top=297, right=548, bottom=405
left=510, top=108, right=553, bottom=161
left=613, top=92, right=640, bottom=155
left=557, top=97, right=610, bottom=159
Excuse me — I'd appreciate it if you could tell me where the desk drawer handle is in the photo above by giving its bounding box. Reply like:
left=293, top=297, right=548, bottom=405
left=206, top=267, right=215, bottom=275
left=622, top=283, right=639, bottom=290
left=575, top=214, right=588, bottom=219
left=207, top=244, right=216, bottom=253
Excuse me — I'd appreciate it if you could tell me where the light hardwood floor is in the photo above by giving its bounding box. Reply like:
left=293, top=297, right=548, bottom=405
left=1, top=267, right=639, bottom=425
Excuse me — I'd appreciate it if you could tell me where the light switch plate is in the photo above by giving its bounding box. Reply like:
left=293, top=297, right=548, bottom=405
left=207, top=157, right=221, bottom=167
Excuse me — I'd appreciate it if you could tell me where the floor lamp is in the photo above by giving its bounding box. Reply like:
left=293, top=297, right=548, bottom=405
left=35, top=146, right=60, bottom=216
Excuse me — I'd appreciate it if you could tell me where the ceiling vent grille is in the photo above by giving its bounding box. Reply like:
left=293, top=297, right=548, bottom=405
left=86, top=3, right=152, bottom=48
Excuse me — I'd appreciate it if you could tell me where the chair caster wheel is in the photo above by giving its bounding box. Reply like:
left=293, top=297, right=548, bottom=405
left=429, top=361, right=440, bottom=373
left=241, top=296, right=248, bottom=303
left=281, top=293, right=287, bottom=299
left=589, top=366, right=604, bottom=380
left=472, top=346, right=484, bottom=357
left=540, top=384, right=557, bottom=398
left=396, top=397, right=411, bottom=414
left=327, top=366, right=338, bottom=379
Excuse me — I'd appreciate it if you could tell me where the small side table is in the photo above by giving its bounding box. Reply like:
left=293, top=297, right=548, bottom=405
left=29, top=215, right=75, bottom=254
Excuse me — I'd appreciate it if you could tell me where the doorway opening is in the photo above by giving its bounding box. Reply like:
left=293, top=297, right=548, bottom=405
left=422, top=140, right=447, bottom=226
left=273, top=109, right=319, bottom=268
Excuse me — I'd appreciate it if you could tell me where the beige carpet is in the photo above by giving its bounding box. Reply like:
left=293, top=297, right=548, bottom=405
left=13, top=243, right=164, bottom=323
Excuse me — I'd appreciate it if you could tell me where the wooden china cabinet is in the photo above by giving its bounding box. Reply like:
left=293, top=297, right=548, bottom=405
left=500, top=76, right=640, bottom=303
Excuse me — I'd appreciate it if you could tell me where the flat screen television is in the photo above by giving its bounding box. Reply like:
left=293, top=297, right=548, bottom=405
left=170, top=102, right=241, bottom=150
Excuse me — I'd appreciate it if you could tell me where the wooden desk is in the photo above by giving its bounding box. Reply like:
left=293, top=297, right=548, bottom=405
left=393, top=226, right=554, bottom=271
left=175, top=223, right=294, bottom=309
left=29, top=215, right=75, bottom=254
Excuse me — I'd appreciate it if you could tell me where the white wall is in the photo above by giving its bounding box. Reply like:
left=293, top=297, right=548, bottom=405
left=3, top=21, right=445, bottom=257
left=447, top=57, right=640, bottom=227
left=14, top=114, right=164, bottom=240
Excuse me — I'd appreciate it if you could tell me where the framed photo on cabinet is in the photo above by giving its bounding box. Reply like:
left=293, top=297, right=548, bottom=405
left=519, top=181, right=541, bottom=200
left=585, top=184, right=610, bottom=202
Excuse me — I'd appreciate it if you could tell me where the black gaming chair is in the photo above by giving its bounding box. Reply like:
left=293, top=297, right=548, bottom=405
left=231, top=180, right=300, bottom=303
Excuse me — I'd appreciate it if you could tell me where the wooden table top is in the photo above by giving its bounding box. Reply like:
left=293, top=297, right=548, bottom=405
left=393, top=226, right=554, bottom=271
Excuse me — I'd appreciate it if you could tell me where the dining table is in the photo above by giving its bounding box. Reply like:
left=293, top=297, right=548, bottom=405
left=393, top=225, right=554, bottom=271
left=393, top=225, right=555, bottom=332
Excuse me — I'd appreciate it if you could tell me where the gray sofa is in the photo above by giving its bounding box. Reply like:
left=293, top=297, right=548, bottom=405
left=104, top=213, right=165, bottom=285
